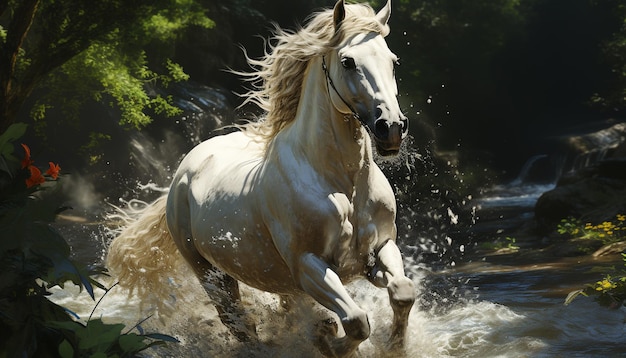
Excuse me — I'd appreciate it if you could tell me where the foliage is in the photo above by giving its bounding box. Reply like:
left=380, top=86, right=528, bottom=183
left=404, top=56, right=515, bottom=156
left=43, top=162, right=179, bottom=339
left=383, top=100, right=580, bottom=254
left=30, top=0, right=213, bottom=132
left=589, top=1, right=626, bottom=111
left=49, top=317, right=178, bottom=358
left=363, top=0, right=626, bottom=173
left=557, top=214, right=626, bottom=246
left=0, top=123, right=176, bottom=357
left=478, top=236, right=519, bottom=252
left=563, top=214, right=626, bottom=308
left=565, top=253, right=626, bottom=308
left=0, top=0, right=214, bottom=135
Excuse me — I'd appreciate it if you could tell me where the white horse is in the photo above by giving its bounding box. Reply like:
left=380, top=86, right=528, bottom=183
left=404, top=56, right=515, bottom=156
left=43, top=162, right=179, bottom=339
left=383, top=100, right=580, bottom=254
left=107, top=1, right=415, bottom=356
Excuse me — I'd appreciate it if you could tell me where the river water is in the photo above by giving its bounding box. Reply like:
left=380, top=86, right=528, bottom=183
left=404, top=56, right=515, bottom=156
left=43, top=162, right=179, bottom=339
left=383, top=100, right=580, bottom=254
left=48, top=179, right=626, bottom=357
left=46, top=85, right=626, bottom=356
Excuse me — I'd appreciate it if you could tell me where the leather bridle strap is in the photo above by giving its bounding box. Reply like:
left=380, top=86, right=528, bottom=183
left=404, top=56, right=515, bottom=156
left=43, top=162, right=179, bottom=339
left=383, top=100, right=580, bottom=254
left=322, top=56, right=368, bottom=129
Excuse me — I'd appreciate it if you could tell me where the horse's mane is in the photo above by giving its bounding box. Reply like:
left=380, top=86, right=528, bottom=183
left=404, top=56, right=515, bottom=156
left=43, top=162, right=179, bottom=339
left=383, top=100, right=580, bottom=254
left=236, top=3, right=389, bottom=139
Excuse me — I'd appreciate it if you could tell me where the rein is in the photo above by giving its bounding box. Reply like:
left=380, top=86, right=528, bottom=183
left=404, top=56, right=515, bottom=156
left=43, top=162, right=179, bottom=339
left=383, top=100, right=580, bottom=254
left=322, top=56, right=369, bottom=130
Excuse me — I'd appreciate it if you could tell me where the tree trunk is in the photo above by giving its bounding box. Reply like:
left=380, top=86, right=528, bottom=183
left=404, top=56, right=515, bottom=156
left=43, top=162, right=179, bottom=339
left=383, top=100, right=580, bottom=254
left=0, top=0, right=40, bottom=134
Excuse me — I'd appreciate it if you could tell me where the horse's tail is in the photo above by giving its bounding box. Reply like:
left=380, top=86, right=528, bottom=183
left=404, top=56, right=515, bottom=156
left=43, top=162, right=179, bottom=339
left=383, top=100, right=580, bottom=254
left=106, top=195, right=186, bottom=311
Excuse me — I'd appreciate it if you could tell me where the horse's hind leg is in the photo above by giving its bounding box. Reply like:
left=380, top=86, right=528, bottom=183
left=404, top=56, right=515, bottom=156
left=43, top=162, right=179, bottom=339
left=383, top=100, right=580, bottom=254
left=298, top=253, right=370, bottom=357
left=176, top=237, right=257, bottom=342
left=368, top=240, right=416, bottom=348
left=200, top=265, right=258, bottom=342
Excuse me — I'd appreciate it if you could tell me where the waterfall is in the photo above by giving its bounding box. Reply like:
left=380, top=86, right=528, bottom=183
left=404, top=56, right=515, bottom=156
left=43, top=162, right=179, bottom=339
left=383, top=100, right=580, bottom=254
left=508, top=154, right=548, bottom=186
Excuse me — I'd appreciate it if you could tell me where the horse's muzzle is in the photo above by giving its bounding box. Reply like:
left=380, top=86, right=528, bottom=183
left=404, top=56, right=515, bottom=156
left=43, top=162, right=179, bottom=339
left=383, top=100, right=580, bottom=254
left=373, top=118, right=407, bottom=156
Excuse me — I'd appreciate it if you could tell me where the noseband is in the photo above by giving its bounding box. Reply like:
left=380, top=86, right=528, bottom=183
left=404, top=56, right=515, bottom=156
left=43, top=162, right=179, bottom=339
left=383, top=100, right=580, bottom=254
left=322, top=56, right=369, bottom=130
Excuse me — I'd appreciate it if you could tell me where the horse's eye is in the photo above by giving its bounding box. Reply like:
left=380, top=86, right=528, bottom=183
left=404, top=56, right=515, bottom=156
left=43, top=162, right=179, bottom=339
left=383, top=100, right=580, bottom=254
left=341, top=57, right=356, bottom=70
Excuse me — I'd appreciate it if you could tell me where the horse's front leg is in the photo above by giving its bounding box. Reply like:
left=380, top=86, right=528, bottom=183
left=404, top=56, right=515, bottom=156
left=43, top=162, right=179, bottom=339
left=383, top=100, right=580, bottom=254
left=368, top=240, right=416, bottom=348
left=298, top=253, right=370, bottom=357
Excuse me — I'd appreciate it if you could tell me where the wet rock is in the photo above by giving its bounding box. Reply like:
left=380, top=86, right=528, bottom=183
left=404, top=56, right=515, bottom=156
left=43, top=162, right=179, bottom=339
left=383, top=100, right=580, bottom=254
left=534, top=159, right=626, bottom=230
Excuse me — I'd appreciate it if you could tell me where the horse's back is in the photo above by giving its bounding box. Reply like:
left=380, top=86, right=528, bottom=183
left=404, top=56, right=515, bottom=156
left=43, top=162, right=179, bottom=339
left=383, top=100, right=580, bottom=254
left=166, top=130, right=297, bottom=293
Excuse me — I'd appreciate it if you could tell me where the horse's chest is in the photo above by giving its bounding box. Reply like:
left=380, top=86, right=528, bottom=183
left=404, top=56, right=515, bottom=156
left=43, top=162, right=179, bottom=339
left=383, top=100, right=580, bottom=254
left=331, top=198, right=381, bottom=276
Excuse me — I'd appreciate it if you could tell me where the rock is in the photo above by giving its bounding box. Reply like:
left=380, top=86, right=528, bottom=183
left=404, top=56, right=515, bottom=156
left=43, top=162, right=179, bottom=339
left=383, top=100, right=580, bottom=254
left=534, top=121, right=626, bottom=230
left=534, top=159, right=626, bottom=230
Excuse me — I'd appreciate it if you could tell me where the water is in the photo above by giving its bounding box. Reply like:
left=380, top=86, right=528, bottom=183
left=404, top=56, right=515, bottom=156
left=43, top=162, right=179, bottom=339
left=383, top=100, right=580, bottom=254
left=50, top=182, right=626, bottom=357
left=46, top=87, right=626, bottom=356
left=49, top=249, right=626, bottom=357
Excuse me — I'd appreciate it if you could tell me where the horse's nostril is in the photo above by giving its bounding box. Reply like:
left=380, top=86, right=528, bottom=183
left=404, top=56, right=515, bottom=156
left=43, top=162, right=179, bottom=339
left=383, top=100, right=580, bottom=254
left=374, top=107, right=383, bottom=119
left=401, top=117, right=408, bottom=133
left=375, top=119, right=389, bottom=138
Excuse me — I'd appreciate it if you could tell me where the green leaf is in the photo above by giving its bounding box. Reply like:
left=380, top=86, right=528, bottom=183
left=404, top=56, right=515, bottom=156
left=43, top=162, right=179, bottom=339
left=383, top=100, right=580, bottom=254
left=77, top=319, right=125, bottom=351
left=0, top=123, right=28, bottom=161
left=58, top=339, right=74, bottom=358
left=564, top=289, right=586, bottom=306
left=143, top=333, right=180, bottom=343
left=119, top=333, right=149, bottom=353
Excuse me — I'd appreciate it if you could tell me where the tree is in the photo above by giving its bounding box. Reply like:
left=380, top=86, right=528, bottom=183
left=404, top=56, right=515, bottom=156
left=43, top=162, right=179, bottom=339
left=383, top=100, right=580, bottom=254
left=590, top=1, right=626, bottom=113
left=0, top=0, right=213, bottom=134
left=367, top=0, right=625, bottom=178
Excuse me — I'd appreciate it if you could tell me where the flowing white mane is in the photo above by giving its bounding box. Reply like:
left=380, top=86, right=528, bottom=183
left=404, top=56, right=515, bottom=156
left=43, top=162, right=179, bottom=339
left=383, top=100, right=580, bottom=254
left=237, top=3, right=389, bottom=139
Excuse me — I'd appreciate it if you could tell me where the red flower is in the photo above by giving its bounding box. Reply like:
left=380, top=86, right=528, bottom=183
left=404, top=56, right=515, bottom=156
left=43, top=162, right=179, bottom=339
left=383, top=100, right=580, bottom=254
left=46, top=162, right=61, bottom=179
left=25, top=166, right=45, bottom=188
left=21, top=143, right=34, bottom=169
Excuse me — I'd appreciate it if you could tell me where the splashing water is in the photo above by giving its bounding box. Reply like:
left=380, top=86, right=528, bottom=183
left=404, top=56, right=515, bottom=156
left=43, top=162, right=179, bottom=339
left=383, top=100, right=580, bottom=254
left=49, top=260, right=543, bottom=358
left=48, top=86, right=626, bottom=357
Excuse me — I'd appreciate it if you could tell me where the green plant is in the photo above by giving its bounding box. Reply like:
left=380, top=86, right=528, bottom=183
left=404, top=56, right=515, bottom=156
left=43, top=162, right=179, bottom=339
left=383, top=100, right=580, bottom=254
left=566, top=253, right=626, bottom=309
left=479, top=236, right=519, bottom=252
left=0, top=123, right=176, bottom=356
left=48, top=283, right=178, bottom=358
left=557, top=215, right=626, bottom=245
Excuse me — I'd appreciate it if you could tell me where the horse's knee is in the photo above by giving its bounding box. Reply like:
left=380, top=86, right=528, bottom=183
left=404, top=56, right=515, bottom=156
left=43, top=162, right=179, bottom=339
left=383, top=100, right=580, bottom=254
left=342, top=309, right=370, bottom=341
left=388, top=276, right=416, bottom=312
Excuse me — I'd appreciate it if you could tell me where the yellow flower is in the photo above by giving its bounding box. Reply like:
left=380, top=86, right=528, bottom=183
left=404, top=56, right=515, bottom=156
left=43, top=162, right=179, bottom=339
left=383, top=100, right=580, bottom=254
left=596, top=279, right=616, bottom=291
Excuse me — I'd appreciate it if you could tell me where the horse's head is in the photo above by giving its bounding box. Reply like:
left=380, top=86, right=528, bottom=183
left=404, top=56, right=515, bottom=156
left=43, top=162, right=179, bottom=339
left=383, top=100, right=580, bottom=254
left=324, top=0, right=407, bottom=156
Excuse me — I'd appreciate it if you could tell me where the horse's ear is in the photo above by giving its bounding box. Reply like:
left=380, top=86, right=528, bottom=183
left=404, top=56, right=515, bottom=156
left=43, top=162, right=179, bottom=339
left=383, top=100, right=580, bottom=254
left=375, top=0, right=391, bottom=26
left=333, top=0, right=346, bottom=31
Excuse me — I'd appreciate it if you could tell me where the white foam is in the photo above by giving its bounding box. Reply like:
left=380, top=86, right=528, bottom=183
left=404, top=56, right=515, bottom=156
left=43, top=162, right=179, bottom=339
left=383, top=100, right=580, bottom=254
left=48, top=270, right=538, bottom=358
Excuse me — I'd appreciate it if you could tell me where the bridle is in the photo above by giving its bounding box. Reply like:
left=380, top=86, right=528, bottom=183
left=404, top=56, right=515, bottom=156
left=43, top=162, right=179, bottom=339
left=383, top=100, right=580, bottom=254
left=321, top=56, right=370, bottom=131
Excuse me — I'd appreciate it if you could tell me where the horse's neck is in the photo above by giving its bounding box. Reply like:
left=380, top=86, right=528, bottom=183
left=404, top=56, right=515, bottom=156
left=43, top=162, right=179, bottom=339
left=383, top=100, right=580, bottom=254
left=283, top=59, right=372, bottom=181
